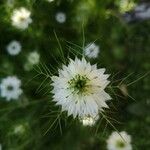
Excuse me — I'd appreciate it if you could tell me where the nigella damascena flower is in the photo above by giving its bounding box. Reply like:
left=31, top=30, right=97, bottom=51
left=80, top=115, right=99, bottom=126
left=55, top=12, right=66, bottom=23
left=13, top=123, right=27, bottom=135
left=47, top=0, right=54, bottom=2
left=107, top=131, right=132, bottom=150
left=84, top=43, right=100, bottom=58
left=119, top=0, right=135, bottom=13
left=51, top=57, right=111, bottom=118
left=27, top=51, right=40, bottom=65
left=11, top=7, right=32, bottom=30
left=0, top=76, right=22, bottom=101
left=6, top=40, right=21, bottom=56
left=24, top=51, right=40, bottom=71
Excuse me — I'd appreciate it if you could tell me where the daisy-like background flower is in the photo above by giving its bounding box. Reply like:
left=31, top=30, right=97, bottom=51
left=0, top=76, right=22, bottom=101
left=27, top=51, right=40, bottom=65
left=80, top=115, right=99, bottom=126
left=51, top=57, right=111, bottom=118
left=13, top=124, right=26, bottom=135
left=55, top=12, right=66, bottom=23
left=84, top=43, right=100, bottom=58
left=12, top=122, right=29, bottom=136
left=107, top=131, right=132, bottom=150
left=6, top=40, right=21, bottom=56
left=24, top=51, right=40, bottom=71
left=11, top=7, right=32, bottom=30
left=47, top=0, right=54, bottom=2
left=118, top=0, right=135, bottom=13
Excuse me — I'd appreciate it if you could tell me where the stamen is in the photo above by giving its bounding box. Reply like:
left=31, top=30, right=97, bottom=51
left=68, top=75, right=89, bottom=94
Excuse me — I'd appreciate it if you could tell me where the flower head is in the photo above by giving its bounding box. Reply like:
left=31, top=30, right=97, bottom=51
left=47, top=0, right=54, bottom=2
left=27, top=51, right=40, bottom=65
left=51, top=58, right=111, bottom=118
left=0, top=76, right=22, bottom=101
left=119, top=0, right=135, bottom=13
left=24, top=51, right=40, bottom=71
left=13, top=124, right=26, bottom=135
left=11, top=7, right=32, bottom=30
left=55, top=12, right=66, bottom=23
left=6, top=40, right=21, bottom=56
left=107, top=131, right=132, bottom=150
left=84, top=43, right=100, bottom=58
left=80, top=115, right=99, bottom=126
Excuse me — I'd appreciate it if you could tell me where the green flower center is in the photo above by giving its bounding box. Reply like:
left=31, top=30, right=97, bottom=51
left=7, top=85, right=13, bottom=91
left=116, top=140, right=125, bottom=148
left=19, top=16, right=26, bottom=22
left=68, top=75, right=89, bottom=94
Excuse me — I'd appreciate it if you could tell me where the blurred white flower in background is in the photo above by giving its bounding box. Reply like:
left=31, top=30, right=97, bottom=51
left=84, top=43, right=100, bottom=58
left=135, top=4, right=145, bottom=12
left=6, top=40, right=21, bottom=56
left=0, top=144, right=2, bottom=150
left=13, top=124, right=26, bottom=135
left=47, top=0, right=54, bottom=2
left=0, top=76, right=22, bottom=101
left=107, top=131, right=132, bottom=150
left=119, top=0, right=135, bottom=13
left=51, top=58, right=111, bottom=118
left=55, top=12, right=66, bottom=23
left=135, top=4, right=150, bottom=20
left=24, top=51, right=40, bottom=71
left=27, top=51, right=40, bottom=65
left=74, top=1, right=95, bottom=25
left=11, top=7, right=32, bottom=30
left=80, top=115, right=99, bottom=126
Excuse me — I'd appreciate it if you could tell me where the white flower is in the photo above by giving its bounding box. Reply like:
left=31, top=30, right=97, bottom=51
left=27, top=51, right=40, bottom=65
left=135, top=7, right=150, bottom=19
left=11, top=7, right=32, bottom=30
left=6, top=40, right=21, bottom=56
left=135, top=3, right=146, bottom=12
left=84, top=43, right=100, bottom=58
left=119, top=0, right=135, bottom=13
left=24, top=51, right=40, bottom=71
left=0, top=144, right=2, bottom=150
left=107, top=131, right=132, bottom=150
left=51, top=57, right=111, bottom=118
left=0, top=76, right=22, bottom=101
left=80, top=115, right=99, bottom=126
left=47, top=0, right=54, bottom=2
left=55, top=12, right=66, bottom=23
left=14, top=124, right=26, bottom=135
